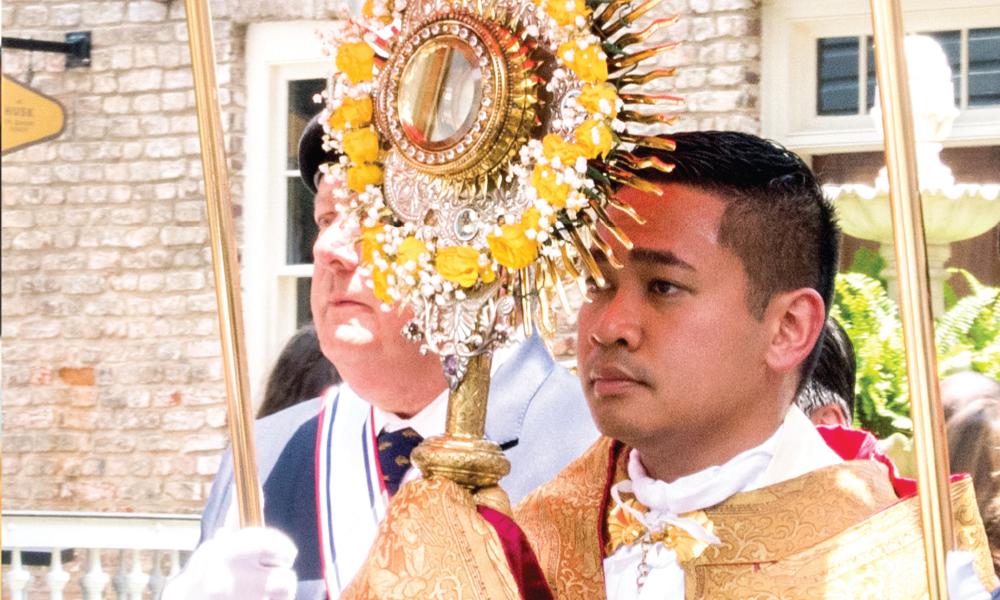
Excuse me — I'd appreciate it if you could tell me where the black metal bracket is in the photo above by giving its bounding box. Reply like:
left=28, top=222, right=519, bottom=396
left=0, top=31, right=91, bottom=68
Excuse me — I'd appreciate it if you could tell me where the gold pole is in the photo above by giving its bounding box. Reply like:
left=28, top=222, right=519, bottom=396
left=183, top=0, right=263, bottom=527
left=868, top=1, right=952, bottom=597
left=411, top=354, right=512, bottom=512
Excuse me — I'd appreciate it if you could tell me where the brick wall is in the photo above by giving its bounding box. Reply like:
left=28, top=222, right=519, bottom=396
left=1, top=0, right=761, bottom=514
left=0, top=0, right=249, bottom=514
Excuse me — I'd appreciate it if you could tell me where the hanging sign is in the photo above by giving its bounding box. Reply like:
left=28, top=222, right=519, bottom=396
left=1, top=75, right=66, bottom=155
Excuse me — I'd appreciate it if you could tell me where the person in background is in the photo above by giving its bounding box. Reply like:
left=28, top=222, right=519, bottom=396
left=942, top=371, right=1000, bottom=575
left=796, top=317, right=855, bottom=427
left=162, top=115, right=598, bottom=600
left=257, top=323, right=340, bottom=419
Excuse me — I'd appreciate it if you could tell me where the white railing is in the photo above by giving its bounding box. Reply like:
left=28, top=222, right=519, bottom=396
left=2, top=511, right=201, bottom=599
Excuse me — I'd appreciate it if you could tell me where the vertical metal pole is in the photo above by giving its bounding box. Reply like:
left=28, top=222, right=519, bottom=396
left=183, top=0, right=263, bottom=527
left=868, top=1, right=953, bottom=597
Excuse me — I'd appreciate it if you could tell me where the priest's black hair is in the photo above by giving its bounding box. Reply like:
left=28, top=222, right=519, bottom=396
left=630, top=130, right=841, bottom=386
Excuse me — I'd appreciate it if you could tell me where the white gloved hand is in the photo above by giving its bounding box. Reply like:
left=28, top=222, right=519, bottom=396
left=162, top=527, right=298, bottom=600
left=948, top=550, right=993, bottom=600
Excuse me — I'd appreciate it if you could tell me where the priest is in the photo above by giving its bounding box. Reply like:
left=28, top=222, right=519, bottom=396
left=343, top=131, right=997, bottom=599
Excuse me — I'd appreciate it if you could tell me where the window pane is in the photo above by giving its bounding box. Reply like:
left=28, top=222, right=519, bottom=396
left=866, top=36, right=875, bottom=111
left=818, top=37, right=860, bottom=115
left=287, top=78, right=327, bottom=170
left=296, top=277, right=313, bottom=328
left=287, top=176, right=318, bottom=265
left=969, top=27, right=1000, bottom=106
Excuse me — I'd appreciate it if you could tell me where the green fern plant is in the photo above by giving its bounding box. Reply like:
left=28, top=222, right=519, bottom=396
left=830, top=269, right=1000, bottom=438
left=936, top=269, right=1000, bottom=379
left=831, top=272, right=912, bottom=437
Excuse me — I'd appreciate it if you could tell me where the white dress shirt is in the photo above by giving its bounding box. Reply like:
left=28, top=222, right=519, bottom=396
left=369, top=340, right=520, bottom=487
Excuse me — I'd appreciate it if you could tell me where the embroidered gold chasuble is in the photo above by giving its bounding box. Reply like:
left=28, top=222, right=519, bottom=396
left=514, top=437, right=998, bottom=599
left=341, top=478, right=523, bottom=599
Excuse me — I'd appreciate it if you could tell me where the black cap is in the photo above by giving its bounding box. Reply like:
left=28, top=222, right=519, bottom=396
left=298, top=112, right=339, bottom=194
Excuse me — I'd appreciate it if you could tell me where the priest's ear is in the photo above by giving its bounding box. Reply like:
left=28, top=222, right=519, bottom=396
left=762, top=287, right=826, bottom=375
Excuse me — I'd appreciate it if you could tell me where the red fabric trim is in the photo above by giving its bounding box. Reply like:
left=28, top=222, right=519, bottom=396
left=816, top=425, right=917, bottom=497
left=478, top=506, right=554, bottom=600
left=369, top=406, right=389, bottom=498
left=816, top=425, right=967, bottom=499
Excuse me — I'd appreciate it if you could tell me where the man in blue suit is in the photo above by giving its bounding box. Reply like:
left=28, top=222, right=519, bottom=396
left=163, top=116, right=598, bottom=600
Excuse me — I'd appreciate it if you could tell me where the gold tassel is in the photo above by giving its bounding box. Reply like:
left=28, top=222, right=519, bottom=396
left=594, top=180, right=649, bottom=225
left=582, top=213, right=623, bottom=269
left=595, top=162, right=664, bottom=194
left=619, top=92, right=684, bottom=106
left=614, top=16, right=680, bottom=49
left=616, top=110, right=678, bottom=126
left=616, top=69, right=677, bottom=87
left=517, top=268, right=533, bottom=337
left=612, top=150, right=676, bottom=173
left=594, top=0, right=633, bottom=30
left=566, top=225, right=606, bottom=288
left=544, top=255, right=574, bottom=317
left=609, top=42, right=679, bottom=71
left=534, top=263, right=556, bottom=338
left=587, top=196, right=634, bottom=249
left=616, top=133, right=678, bottom=152
left=600, top=0, right=663, bottom=37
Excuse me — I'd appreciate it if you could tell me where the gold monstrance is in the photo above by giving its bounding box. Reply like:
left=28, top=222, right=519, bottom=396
left=316, top=0, right=678, bottom=509
left=312, top=0, right=685, bottom=511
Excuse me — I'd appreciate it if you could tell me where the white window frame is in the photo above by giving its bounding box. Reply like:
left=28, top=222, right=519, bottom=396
left=761, top=0, right=1000, bottom=155
left=244, top=21, right=336, bottom=403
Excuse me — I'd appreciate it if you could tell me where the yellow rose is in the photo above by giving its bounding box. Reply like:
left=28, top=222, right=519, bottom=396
left=347, top=163, right=383, bottom=193
left=531, top=165, right=570, bottom=208
left=544, top=0, right=589, bottom=27
left=577, top=83, right=619, bottom=119
left=479, top=263, right=496, bottom=283
left=558, top=42, right=608, bottom=83
left=488, top=222, right=539, bottom=270
left=435, top=245, right=483, bottom=288
left=574, top=119, right=614, bottom=159
left=336, top=42, right=375, bottom=85
left=396, top=236, right=428, bottom=267
left=541, top=133, right=585, bottom=167
left=329, top=96, right=373, bottom=130
left=343, top=127, right=380, bottom=164
left=359, top=224, right=387, bottom=264
left=520, top=207, right=542, bottom=231
left=370, top=265, right=393, bottom=304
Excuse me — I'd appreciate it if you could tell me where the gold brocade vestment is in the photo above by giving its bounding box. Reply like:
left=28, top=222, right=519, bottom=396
left=514, top=437, right=998, bottom=599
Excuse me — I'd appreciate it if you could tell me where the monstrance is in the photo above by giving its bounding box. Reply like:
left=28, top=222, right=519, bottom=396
left=317, top=0, right=678, bottom=506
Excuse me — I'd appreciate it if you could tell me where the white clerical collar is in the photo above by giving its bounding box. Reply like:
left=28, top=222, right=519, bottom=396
left=753, top=404, right=843, bottom=489
left=629, top=406, right=842, bottom=514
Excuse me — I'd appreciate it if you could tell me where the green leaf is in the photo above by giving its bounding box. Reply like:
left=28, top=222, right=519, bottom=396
left=832, top=269, right=1000, bottom=439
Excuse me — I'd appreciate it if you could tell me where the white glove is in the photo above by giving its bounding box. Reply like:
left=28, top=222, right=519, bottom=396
left=948, top=551, right=993, bottom=600
left=162, top=527, right=298, bottom=600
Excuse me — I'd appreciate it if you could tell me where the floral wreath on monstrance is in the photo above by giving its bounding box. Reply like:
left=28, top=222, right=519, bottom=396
left=316, top=0, right=679, bottom=382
